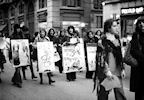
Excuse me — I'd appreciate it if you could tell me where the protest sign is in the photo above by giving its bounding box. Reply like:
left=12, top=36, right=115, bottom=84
left=0, top=37, right=6, bottom=49
left=62, top=41, right=86, bottom=73
left=11, top=39, right=30, bottom=67
left=37, top=42, right=55, bottom=73
left=86, top=43, right=97, bottom=71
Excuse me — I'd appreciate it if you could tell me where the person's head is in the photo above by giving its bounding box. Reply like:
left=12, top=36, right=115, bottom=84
left=87, top=31, right=94, bottom=38
left=14, top=24, right=21, bottom=33
left=34, top=32, right=39, bottom=37
left=67, top=25, right=75, bottom=35
left=135, top=16, right=144, bottom=36
left=48, top=28, right=55, bottom=37
left=39, top=28, right=47, bottom=38
left=59, top=29, right=65, bottom=37
left=104, top=19, right=119, bottom=35
left=95, top=30, right=102, bottom=36
left=54, top=30, right=59, bottom=38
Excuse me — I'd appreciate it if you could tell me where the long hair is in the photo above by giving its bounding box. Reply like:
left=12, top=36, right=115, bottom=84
left=104, top=19, right=119, bottom=39
left=47, top=28, right=55, bottom=40
left=135, top=16, right=144, bottom=33
left=104, top=19, right=114, bottom=34
left=14, top=24, right=21, bottom=33
left=67, top=25, right=76, bottom=36
left=39, top=28, right=47, bottom=36
left=12, top=24, right=24, bottom=38
left=87, top=31, right=93, bottom=38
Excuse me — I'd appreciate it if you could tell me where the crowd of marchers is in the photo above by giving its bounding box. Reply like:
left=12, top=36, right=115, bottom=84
left=0, top=17, right=144, bottom=100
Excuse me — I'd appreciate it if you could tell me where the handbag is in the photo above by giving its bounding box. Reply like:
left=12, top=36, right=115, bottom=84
left=123, top=42, right=138, bottom=67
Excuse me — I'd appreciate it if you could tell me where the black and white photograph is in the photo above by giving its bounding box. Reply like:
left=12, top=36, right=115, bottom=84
left=1, top=0, right=144, bottom=100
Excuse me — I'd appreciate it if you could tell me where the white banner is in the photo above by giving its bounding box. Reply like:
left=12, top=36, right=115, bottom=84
left=11, top=39, right=30, bottom=67
left=37, top=42, right=55, bottom=73
left=0, top=37, right=6, bottom=49
left=62, top=42, right=86, bottom=73
left=86, top=43, right=97, bottom=71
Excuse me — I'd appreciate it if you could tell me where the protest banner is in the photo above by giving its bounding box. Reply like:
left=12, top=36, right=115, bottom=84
left=86, top=43, right=97, bottom=71
left=37, top=42, right=55, bottom=73
left=0, top=37, right=6, bottom=49
left=62, top=40, right=86, bottom=73
left=54, top=47, right=60, bottom=62
left=11, top=39, right=30, bottom=67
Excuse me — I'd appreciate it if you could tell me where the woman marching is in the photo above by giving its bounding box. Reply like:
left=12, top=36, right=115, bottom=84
left=63, top=26, right=80, bottom=81
left=10, top=24, right=25, bottom=88
left=33, top=28, right=55, bottom=85
left=93, top=19, right=127, bottom=100
left=84, top=31, right=97, bottom=79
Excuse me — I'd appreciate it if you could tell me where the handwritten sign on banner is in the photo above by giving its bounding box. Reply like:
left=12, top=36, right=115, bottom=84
left=86, top=43, right=97, bottom=71
left=37, top=42, right=55, bottom=73
left=11, top=39, right=30, bottom=67
left=62, top=43, right=86, bottom=73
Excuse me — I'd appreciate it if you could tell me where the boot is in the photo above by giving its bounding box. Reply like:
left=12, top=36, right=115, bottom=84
left=39, top=73, right=43, bottom=84
left=47, top=73, right=55, bottom=85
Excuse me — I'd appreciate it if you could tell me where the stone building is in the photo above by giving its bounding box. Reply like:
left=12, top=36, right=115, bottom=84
left=0, top=0, right=104, bottom=38
left=103, top=0, right=144, bottom=37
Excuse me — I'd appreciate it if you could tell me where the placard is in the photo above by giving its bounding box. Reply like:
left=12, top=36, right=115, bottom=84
left=0, top=37, right=6, bottom=49
left=86, top=43, right=97, bottom=71
left=62, top=42, right=86, bottom=73
left=11, top=39, right=30, bottom=67
left=37, top=42, right=55, bottom=73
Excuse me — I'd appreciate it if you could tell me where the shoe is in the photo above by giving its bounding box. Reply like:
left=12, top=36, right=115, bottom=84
left=23, top=77, right=27, bottom=80
left=12, top=83, right=22, bottom=88
left=17, top=84, right=22, bottom=88
left=67, top=79, right=72, bottom=82
left=32, top=76, right=37, bottom=79
left=49, top=80, right=55, bottom=85
left=40, top=81, right=43, bottom=84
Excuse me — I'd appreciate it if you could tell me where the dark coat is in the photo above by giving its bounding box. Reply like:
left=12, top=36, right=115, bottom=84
left=0, top=50, right=6, bottom=65
left=10, top=31, right=25, bottom=85
left=130, top=33, right=144, bottom=92
left=94, top=34, right=124, bottom=82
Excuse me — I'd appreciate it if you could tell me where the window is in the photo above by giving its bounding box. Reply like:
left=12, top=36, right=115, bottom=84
left=62, top=0, right=81, bottom=7
left=19, top=2, right=24, bottom=14
left=39, top=0, right=47, bottom=9
left=10, top=7, right=15, bottom=17
left=28, top=2, right=34, bottom=12
left=96, top=16, right=103, bottom=28
left=93, top=0, right=102, bottom=9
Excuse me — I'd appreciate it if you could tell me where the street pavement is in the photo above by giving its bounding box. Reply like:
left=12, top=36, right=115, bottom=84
left=0, top=62, right=134, bottom=100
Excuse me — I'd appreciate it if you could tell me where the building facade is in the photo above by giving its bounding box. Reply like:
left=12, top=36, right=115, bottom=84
left=0, top=0, right=12, bottom=35
left=0, top=0, right=104, bottom=37
left=103, top=0, right=144, bottom=37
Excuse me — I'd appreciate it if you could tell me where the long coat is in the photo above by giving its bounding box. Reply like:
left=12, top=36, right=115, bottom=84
left=94, top=34, right=124, bottom=82
left=130, top=33, right=144, bottom=92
